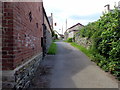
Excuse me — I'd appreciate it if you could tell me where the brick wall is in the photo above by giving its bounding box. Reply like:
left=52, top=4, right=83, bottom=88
left=2, top=2, right=43, bottom=70
left=13, top=2, right=43, bottom=68
left=44, top=12, right=52, bottom=52
left=0, top=2, right=2, bottom=89
left=2, top=2, right=44, bottom=89
left=2, top=2, right=14, bottom=70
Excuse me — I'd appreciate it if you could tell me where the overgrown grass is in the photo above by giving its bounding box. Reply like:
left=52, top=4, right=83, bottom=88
left=47, top=42, right=57, bottom=55
left=70, top=42, right=92, bottom=58
left=53, top=39, right=60, bottom=42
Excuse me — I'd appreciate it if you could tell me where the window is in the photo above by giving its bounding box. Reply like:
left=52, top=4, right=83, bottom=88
left=41, top=37, right=43, bottom=47
left=36, top=23, right=38, bottom=28
left=29, top=12, right=32, bottom=22
left=39, top=7, right=40, bottom=12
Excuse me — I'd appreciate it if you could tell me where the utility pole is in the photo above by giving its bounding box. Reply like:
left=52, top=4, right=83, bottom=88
left=66, top=19, right=67, bottom=30
left=62, top=25, right=63, bottom=35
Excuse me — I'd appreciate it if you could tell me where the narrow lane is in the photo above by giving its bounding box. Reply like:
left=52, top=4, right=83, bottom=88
left=48, top=41, right=118, bottom=88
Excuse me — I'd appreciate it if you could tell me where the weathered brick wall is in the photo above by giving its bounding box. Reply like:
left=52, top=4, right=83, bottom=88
left=2, top=2, right=43, bottom=70
left=0, top=2, right=2, bottom=90
left=44, top=13, right=52, bottom=52
left=2, top=2, right=14, bottom=70
left=13, top=2, right=43, bottom=69
left=2, top=2, right=44, bottom=89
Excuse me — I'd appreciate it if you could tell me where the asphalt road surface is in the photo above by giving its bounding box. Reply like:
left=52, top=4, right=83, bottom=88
left=48, top=41, right=118, bottom=88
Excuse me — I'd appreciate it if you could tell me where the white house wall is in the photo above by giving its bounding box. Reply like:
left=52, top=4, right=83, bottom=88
left=68, top=25, right=83, bottom=38
left=68, top=31, right=74, bottom=38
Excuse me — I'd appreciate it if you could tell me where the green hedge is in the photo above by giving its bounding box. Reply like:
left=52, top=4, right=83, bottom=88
left=78, top=8, right=120, bottom=80
left=67, top=38, right=73, bottom=42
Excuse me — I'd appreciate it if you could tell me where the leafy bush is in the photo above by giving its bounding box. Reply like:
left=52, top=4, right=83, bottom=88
left=78, top=8, right=120, bottom=80
left=67, top=38, right=73, bottom=42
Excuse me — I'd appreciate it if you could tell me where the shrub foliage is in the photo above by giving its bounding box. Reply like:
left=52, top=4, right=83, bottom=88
left=67, top=38, right=73, bottom=42
left=79, top=8, right=120, bottom=80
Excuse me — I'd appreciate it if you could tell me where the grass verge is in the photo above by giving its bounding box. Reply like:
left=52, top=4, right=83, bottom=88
left=47, top=42, right=57, bottom=55
left=53, top=39, right=60, bottom=42
left=66, top=41, right=120, bottom=81
left=70, top=42, right=92, bottom=58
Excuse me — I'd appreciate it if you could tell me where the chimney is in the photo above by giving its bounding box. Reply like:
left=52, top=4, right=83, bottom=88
left=51, top=13, right=53, bottom=29
left=51, top=13, right=53, bottom=18
left=104, top=4, right=110, bottom=11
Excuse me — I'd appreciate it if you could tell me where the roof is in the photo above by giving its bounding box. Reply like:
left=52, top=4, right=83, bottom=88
left=64, top=23, right=84, bottom=34
left=59, top=34, right=64, bottom=38
left=43, top=7, right=52, bottom=32
left=48, top=17, right=53, bottom=25
left=68, top=23, right=84, bottom=30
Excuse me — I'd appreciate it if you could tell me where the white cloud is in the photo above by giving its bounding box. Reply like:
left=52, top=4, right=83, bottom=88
left=43, top=0, right=120, bottom=34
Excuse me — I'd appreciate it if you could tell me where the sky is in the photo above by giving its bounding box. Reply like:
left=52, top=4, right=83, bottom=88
left=43, top=0, right=120, bottom=34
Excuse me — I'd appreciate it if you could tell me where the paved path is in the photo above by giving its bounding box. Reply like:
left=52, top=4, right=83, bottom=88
left=46, top=41, right=118, bottom=88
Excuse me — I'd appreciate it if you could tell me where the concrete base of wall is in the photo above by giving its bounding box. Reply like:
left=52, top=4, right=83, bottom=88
left=2, top=53, right=43, bottom=89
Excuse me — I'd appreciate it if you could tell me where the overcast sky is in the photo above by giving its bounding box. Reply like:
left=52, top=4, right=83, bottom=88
left=43, top=0, right=120, bottom=34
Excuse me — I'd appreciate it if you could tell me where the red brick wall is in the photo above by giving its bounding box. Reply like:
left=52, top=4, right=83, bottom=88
left=2, top=2, right=14, bottom=70
left=2, top=2, right=43, bottom=70
left=0, top=2, right=3, bottom=71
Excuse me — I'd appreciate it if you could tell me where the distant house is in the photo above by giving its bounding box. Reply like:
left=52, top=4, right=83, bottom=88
left=59, top=34, right=64, bottom=39
left=64, top=23, right=84, bottom=40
